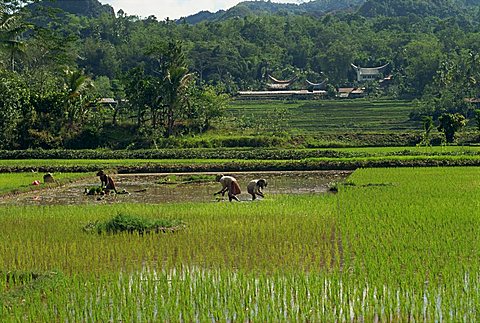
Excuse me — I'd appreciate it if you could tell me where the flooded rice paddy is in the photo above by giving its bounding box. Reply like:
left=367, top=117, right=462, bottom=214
left=0, top=171, right=351, bottom=206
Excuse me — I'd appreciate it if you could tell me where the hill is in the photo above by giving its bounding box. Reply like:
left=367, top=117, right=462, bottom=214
left=357, top=0, right=462, bottom=18
left=28, top=0, right=114, bottom=18
left=180, top=0, right=480, bottom=24
left=180, top=0, right=364, bottom=24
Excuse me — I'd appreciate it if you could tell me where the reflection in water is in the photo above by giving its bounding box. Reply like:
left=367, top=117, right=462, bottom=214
left=0, top=171, right=351, bottom=206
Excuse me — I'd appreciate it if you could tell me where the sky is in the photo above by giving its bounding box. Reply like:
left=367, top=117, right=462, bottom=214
left=99, top=0, right=303, bottom=20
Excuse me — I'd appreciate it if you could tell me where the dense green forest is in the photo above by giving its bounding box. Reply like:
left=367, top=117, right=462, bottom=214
left=1, top=0, right=480, bottom=149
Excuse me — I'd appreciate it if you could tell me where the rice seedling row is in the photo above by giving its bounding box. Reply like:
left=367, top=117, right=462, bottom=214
left=1, top=167, right=479, bottom=320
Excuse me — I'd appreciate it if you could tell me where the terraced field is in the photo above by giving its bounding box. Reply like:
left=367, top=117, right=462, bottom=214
left=228, top=99, right=419, bottom=132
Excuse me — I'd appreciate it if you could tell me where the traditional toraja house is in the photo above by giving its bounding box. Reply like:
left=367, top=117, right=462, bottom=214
left=306, top=79, right=328, bottom=91
left=236, top=74, right=328, bottom=99
left=266, top=74, right=298, bottom=91
left=351, top=63, right=390, bottom=82
left=236, top=89, right=326, bottom=100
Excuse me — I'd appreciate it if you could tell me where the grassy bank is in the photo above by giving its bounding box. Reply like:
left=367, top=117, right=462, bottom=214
left=2, top=145, right=480, bottom=160
left=89, top=100, right=479, bottom=148
left=0, top=172, right=91, bottom=195
left=1, top=167, right=479, bottom=320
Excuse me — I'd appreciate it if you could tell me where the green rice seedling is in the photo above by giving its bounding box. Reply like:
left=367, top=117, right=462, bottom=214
left=1, top=167, right=480, bottom=320
left=0, top=270, right=63, bottom=311
left=156, top=174, right=179, bottom=184
left=4, top=268, right=480, bottom=321
left=157, top=174, right=217, bottom=185
left=85, top=213, right=185, bottom=234
left=84, top=186, right=104, bottom=195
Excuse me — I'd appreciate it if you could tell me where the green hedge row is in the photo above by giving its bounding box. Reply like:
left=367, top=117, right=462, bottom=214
left=1, top=147, right=480, bottom=161
left=0, top=148, right=356, bottom=160
left=0, top=157, right=479, bottom=173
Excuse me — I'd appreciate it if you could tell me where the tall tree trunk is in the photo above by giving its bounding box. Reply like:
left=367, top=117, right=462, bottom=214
left=10, top=51, right=15, bottom=72
left=165, top=104, right=174, bottom=138
left=112, top=103, right=118, bottom=126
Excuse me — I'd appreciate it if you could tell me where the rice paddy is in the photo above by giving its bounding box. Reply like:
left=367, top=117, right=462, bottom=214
left=1, top=167, right=480, bottom=320
left=228, top=99, right=418, bottom=132
left=0, top=171, right=348, bottom=206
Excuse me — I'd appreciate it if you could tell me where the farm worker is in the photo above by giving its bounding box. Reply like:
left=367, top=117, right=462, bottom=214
left=214, top=174, right=241, bottom=202
left=96, top=170, right=118, bottom=194
left=43, top=173, right=55, bottom=183
left=247, top=178, right=267, bottom=200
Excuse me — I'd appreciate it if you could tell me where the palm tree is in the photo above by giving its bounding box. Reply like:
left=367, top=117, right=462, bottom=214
left=65, top=68, right=93, bottom=99
left=64, top=68, right=94, bottom=127
left=0, top=4, right=30, bottom=71
left=162, top=65, right=193, bottom=137
left=154, top=41, right=194, bottom=138
left=1, top=3, right=11, bottom=29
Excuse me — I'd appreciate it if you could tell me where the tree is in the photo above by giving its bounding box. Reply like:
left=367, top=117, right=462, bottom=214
left=63, top=68, right=95, bottom=132
left=474, top=109, right=480, bottom=132
left=0, top=70, right=30, bottom=148
left=185, top=84, right=229, bottom=133
left=151, top=41, right=194, bottom=138
left=162, top=62, right=194, bottom=137
left=0, top=8, right=22, bottom=71
left=401, top=36, right=444, bottom=96
left=437, top=113, right=467, bottom=143
left=420, top=115, right=434, bottom=146
left=124, top=66, right=152, bottom=129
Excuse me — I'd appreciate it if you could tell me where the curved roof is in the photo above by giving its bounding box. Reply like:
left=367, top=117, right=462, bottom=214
left=267, top=74, right=298, bottom=84
left=351, top=63, right=390, bottom=75
left=306, top=79, right=327, bottom=87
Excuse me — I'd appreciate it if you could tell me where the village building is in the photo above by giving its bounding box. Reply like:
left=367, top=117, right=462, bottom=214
left=351, top=63, right=390, bottom=82
left=337, top=87, right=355, bottom=98
left=236, top=89, right=326, bottom=100
left=465, top=98, right=480, bottom=108
left=266, top=74, right=298, bottom=91
left=306, top=79, right=328, bottom=91
left=237, top=73, right=326, bottom=99
left=337, top=87, right=365, bottom=99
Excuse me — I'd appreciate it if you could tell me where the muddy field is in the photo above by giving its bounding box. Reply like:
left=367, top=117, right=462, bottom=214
left=0, top=171, right=351, bottom=206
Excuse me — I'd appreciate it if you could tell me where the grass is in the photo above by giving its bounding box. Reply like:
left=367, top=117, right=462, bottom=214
left=1, top=150, right=480, bottom=173
left=1, top=167, right=480, bottom=320
left=0, top=172, right=91, bottom=195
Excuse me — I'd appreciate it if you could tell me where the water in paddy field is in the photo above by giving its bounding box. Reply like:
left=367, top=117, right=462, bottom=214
left=0, top=171, right=351, bottom=206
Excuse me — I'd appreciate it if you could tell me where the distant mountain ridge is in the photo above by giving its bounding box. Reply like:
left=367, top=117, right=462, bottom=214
left=358, top=0, right=461, bottom=18
left=27, top=0, right=480, bottom=24
left=180, top=0, right=480, bottom=24
left=28, top=0, right=114, bottom=18
left=180, top=0, right=365, bottom=24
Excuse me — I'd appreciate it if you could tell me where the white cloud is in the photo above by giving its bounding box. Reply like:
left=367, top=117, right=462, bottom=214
left=100, top=0, right=301, bottom=20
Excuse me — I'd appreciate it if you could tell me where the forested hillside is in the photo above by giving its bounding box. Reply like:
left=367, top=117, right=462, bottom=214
left=1, top=0, right=480, bottom=149
left=181, top=0, right=364, bottom=23
left=28, top=0, right=114, bottom=18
